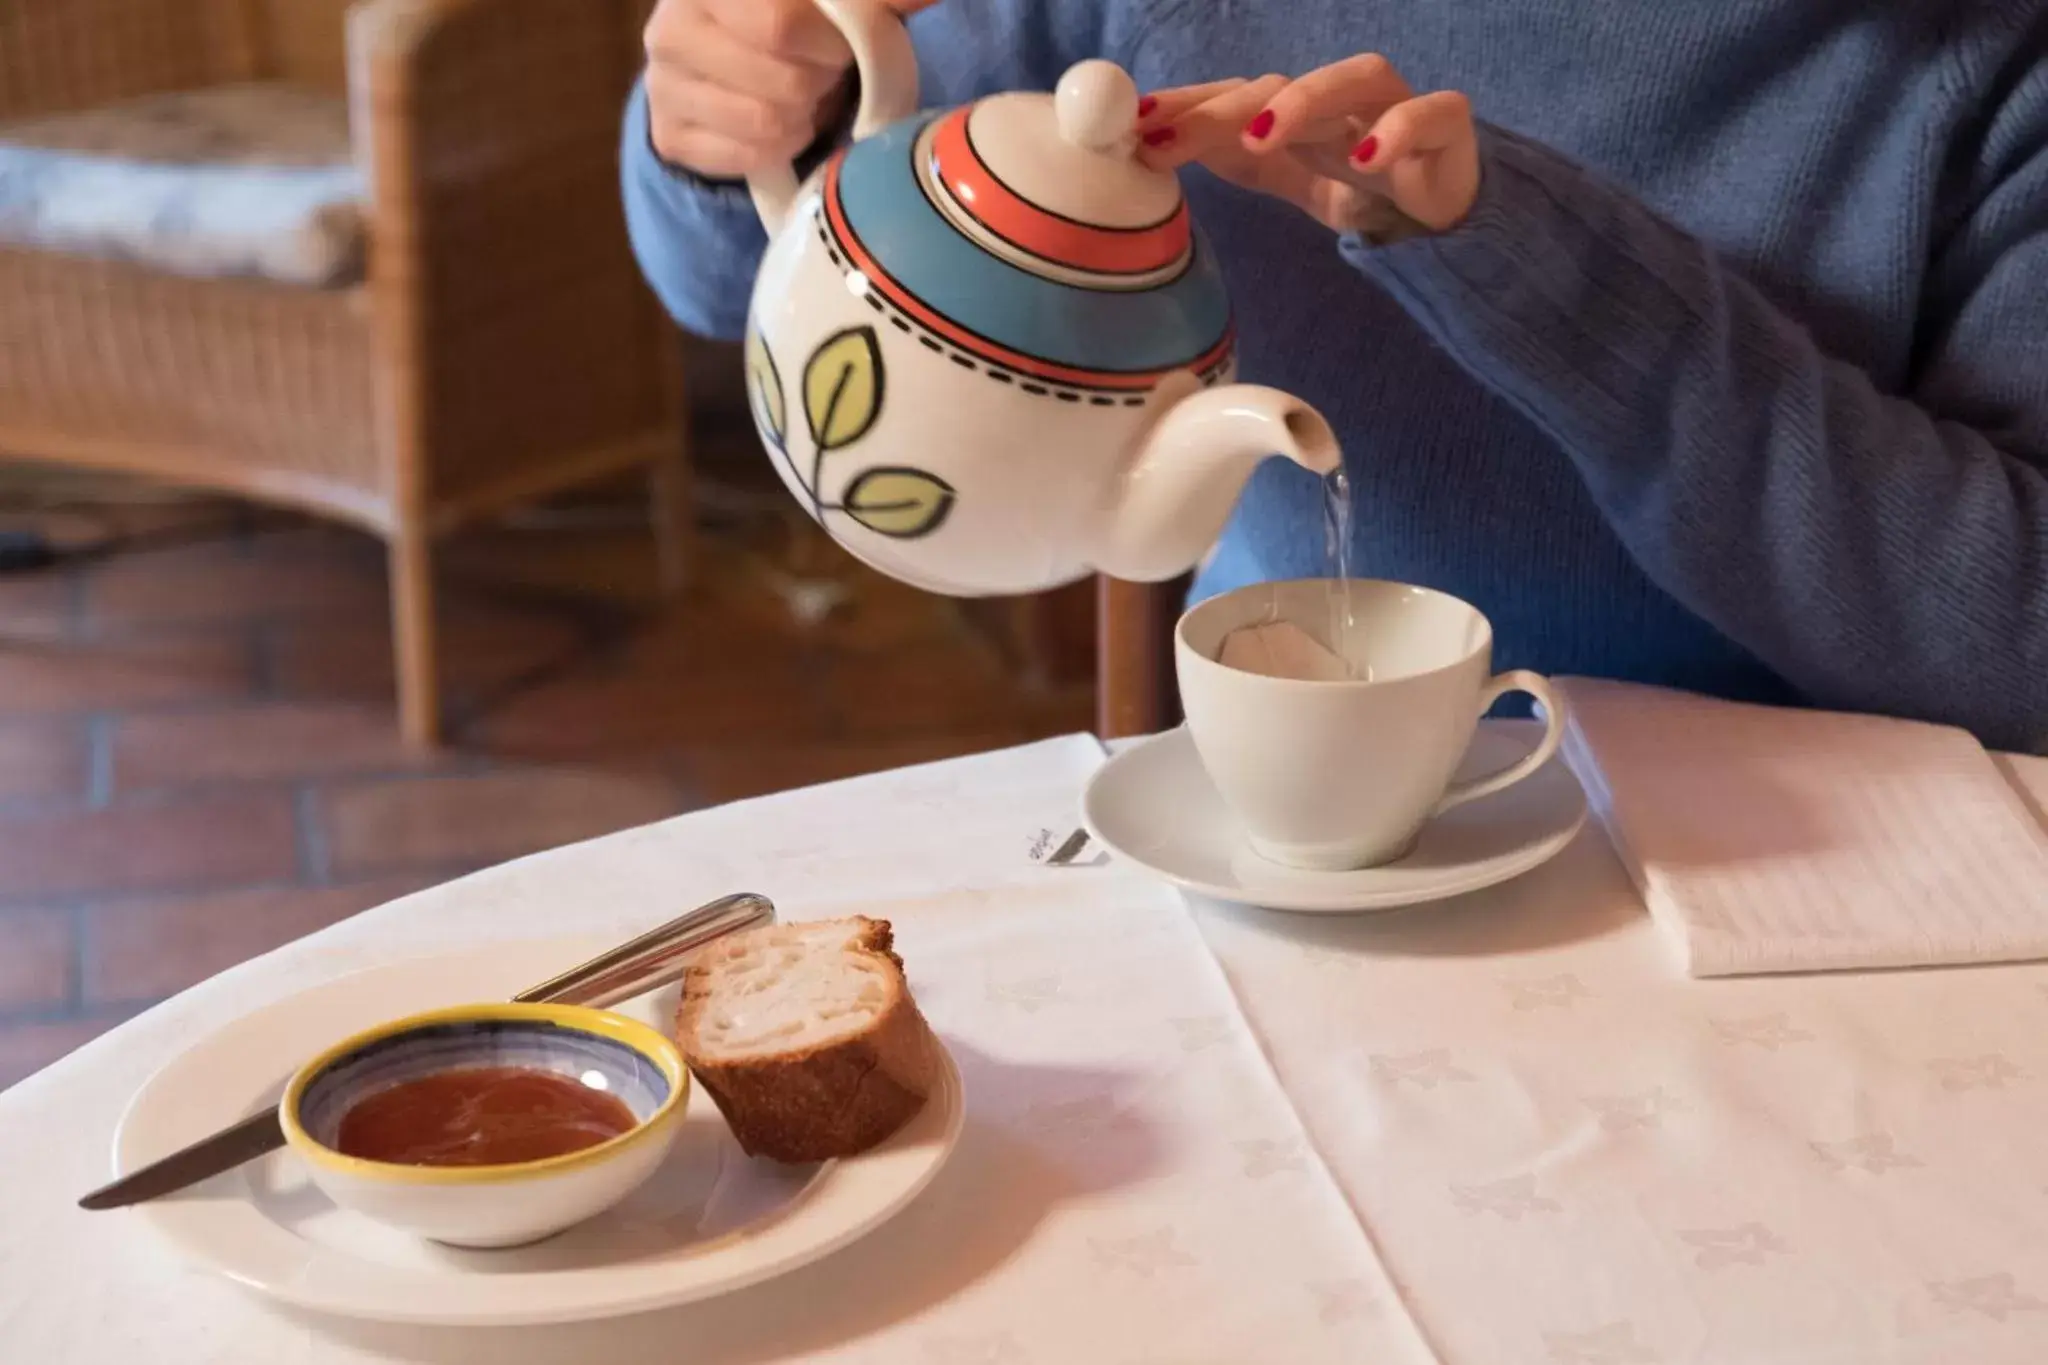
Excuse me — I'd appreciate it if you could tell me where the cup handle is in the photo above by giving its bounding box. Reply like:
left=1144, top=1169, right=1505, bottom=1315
left=1430, top=671, right=1567, bottom=816
left=746, top=0, right=923, bottom=234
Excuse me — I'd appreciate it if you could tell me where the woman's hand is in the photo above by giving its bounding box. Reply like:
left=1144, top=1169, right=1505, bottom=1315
left=1135, top=55, right=1479, bottom=237
left=643, top=0, right=934, bottom=180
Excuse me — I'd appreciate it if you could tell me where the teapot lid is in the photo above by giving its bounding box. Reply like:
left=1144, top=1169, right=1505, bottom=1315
left=820, top=60, right=1233, bottom=396
left=926, top=61, right=1191, bottom=284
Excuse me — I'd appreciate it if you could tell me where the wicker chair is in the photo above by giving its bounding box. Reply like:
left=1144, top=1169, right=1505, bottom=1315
left=0, top=0, right=687, bottom=745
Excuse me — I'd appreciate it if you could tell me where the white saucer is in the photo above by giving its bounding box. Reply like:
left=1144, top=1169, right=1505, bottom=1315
left=111, top=938, right=964, bottom=1327
left=1082, top=721, right=1588, bottom=913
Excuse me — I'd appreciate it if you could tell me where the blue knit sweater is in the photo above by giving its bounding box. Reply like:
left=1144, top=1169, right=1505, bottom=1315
left=622, top=2, right=2048, bottom=752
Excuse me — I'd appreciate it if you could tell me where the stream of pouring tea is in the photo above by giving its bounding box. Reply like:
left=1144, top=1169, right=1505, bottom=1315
left=1323, top=467, right=1362, bottom=678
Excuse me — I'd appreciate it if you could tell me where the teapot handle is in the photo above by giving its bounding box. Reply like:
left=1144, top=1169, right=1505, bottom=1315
left=747, top=0, right=922, bottom=234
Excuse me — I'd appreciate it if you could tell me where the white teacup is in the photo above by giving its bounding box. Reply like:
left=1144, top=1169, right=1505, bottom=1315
left=1175, top=579, right=1566, bottom=871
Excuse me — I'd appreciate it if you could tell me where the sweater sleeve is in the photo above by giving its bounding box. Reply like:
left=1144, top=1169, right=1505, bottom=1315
left=1344, top=113, right=2048, bottom=753
left=620, top=76, right=773, bottom=342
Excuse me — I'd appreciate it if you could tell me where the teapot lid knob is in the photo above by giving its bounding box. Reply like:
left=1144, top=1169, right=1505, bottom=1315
left=1055, top=60, right=1141, bottom=152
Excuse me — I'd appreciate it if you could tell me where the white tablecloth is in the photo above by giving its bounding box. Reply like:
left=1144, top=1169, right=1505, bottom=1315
left=5, top=732, right=2048, bottom=1364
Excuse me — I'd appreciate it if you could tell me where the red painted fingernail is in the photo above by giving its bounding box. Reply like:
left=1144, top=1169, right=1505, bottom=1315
left=1350, top=134, right=1379, bottom=166
left=1143, top=126, right=1177, bottom=147
left=1137, top=95, right=1158, bottom=117
left=1245, top=109, right=1275, bottom=140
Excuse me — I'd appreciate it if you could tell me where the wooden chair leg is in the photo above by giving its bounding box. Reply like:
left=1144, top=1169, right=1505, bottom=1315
left=389, top=530, right=441, bottom=747
left=650, top=427, right=694, bottom=596
left=1096, top=573, right=1189, bottom=739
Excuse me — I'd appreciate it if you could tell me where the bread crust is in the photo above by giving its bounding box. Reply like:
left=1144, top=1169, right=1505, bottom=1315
left=674, top=917, right=940, bottom=1163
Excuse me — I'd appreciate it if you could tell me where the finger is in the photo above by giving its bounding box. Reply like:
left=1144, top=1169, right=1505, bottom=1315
left=646, top=66, right=817, bottom=159
left=1354, top=90, right=1472, bottom=168
left=1250, top=53, right=1413, bottom=147
left=1134, top=79, right=1246, bottom=130
left=649, top=12, right=839, bottom=111
left=649, top=124, right=764, bottom=180
left=1187, top=139, right=1368, bottom=233
left=1218, top=145, right=1327, bottom=210
left=1139, top=74, right=1289, bottom=168
left=701, top=0, right=851, bottom=69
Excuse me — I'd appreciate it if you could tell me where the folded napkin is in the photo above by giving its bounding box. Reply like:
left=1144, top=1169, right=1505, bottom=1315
left=1556, top=678, right=2048, bottom=976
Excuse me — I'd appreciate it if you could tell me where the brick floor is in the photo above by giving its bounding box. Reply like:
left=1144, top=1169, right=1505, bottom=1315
left=0, top=721, right=89, bottom=806
left=263, top=601, right=597, bottom=712
left=0, top=629, right=256, bottom=713
left=0, top=573, right=74, bottom=634
left=84, top=877, right=446, bottom=1003
left=0, top=468, right=1092, bottom=1092
left=85, top=531, right=389, bottom=629
left=0, top=791, right=302, bottom=900
left=112, top=702, right=450, bottom=791
left=0, top=907, right=74, bottom=1012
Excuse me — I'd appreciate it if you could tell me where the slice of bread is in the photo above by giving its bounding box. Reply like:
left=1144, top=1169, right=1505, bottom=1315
left=673, top=916, right=940, bottom=1163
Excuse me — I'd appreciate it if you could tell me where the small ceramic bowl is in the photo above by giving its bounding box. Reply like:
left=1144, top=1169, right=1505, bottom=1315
left=279, top=1002, right=688, bottom=1248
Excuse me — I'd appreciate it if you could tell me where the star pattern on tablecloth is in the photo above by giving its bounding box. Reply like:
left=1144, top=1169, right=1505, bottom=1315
left=1811, top=1131, right=1922, bottom=1175
left=1170, top=1016, right=1233, bottom=1053
left=1088, top=1228, right=1198, bottom=1276
left=1544, top=1322, right=1660, bottom=1363
left=1237, top=1137, right=1309, bottom=1178
left=1451, top=1174, right=1562, bottom=1220
left=1710, top=1013, right=1813, bottom=1050
left=1020, top=1093, right=1143, bottom=1141
left=1583, top=1086, right=1689, bottom=1132
left=1371, top=1049, right=1477, bottom=1089
left=987, top=975, right=1061, bottom=1012
left=1929, top=1274, right=2048, bottom=1321
left=1930, top=1054, right=2027, bottom=1092
left=1309, top=1279, right=1375, bottom=1325
left=1505, top=974, right=1592, bottom=1010
left=923, top=1330, right=1030, bottom=1364
left=1678, top=1223, right=1788, bottom=1270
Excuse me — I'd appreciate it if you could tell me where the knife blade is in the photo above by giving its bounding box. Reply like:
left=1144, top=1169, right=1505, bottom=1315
left=77, top=892, right=775, bottom=1211
left=78, top=1111, right=291, bottom=1212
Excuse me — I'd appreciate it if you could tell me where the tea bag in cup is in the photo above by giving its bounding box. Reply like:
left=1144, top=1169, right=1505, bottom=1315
left=1216, top=619, right=1354, bottom=682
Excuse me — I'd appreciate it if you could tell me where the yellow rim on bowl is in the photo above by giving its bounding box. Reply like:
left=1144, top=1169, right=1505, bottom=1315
left=278, top=1001, right=689, bottom=1185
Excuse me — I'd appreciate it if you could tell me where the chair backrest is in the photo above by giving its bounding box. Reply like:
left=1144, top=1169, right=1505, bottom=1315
left=242, top=0, right=657, bottom=93
left=249, top=0, right=356, bottom=92
left=0, top=0, right=262, bottom=120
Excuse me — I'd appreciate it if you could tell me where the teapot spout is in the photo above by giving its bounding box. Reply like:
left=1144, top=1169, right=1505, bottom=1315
left=1097, top=374, right=1342, bottom=582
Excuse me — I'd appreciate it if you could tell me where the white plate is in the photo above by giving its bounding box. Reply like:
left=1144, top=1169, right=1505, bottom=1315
left=1083, top=721, right=1588, bottom=913
left=111, top=938, right=965, bottom=1327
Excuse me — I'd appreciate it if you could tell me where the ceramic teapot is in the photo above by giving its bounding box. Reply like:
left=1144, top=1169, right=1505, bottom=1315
left=741, top=0, right=1340, bottom=596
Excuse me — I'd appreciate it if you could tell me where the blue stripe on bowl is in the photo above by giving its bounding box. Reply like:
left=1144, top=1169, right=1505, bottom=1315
left=296, top=1019, right=670, bottom=1150
left=834, top=114, right=1232, bottom=375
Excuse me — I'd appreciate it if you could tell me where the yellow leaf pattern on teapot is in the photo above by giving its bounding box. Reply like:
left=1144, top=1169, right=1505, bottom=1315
left=745, top=326, right=786, bottom=449
left=841, top=466, right=957, bottom=539
left=803, top=326, right=884, bottom=453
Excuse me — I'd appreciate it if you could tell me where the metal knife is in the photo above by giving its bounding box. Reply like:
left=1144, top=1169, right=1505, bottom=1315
left=77, top=892, right=775, bottom=1211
